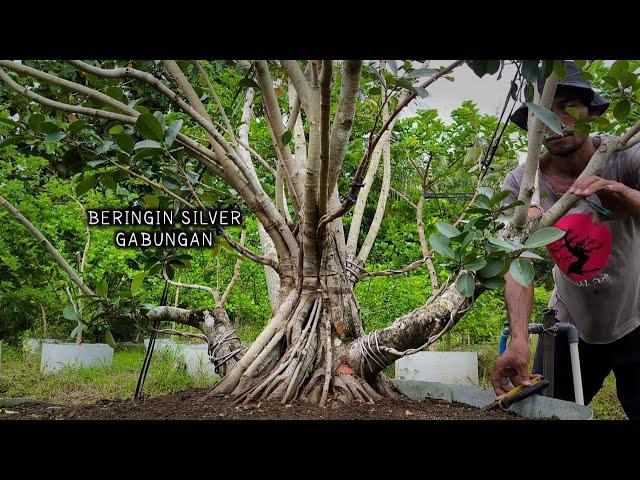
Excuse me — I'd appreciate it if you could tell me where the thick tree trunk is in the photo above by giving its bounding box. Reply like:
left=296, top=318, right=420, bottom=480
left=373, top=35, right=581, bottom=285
left=150, top=227, right=476, bottom=406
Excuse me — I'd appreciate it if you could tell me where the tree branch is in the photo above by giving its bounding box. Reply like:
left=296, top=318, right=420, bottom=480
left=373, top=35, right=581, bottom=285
left=318, top=60, right=465, bottom=230
left=318, top=60, right=332, bottom=217
left=220, top=228, right=246, bottom=306
left=0, top=66, right=135, bottom=125
left=195, top=60, right=238, bottom=147
left=327, top=60, right=362, bottom=192
left=0, top=195, right=96, bottom=299
left=356, top=117, right=391, bottom=264
left=254, top=61, right=303, bottom=212
left=512, top=71, right=560, bottom=229
left=353, top=256, right=432, bottom=279
left=220, top=229, right=281, bottom=274
left=281, top=60, right=310, bottom=113
left=109, top=159, right=196, bottom=208
left=163, top=265, right=220, bottom=306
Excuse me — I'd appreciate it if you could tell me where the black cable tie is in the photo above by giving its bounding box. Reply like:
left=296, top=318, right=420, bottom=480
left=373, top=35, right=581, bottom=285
left=352, top=181, right=365, bottom=188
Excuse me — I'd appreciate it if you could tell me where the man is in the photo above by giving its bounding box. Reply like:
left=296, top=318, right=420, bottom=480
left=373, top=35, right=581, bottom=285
left=490, top=61, right=640, bottom=419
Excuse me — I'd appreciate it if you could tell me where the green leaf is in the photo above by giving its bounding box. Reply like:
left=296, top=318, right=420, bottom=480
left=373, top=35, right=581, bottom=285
left=509, top=258, right=535, bottom=287
left=479, top=276, right=505, bottom=289
left=134, top=139, right=163, bottom=151
left=490, top=190, right=511, bottom=206
left=613, top=100, right=631, bottom=122
left=619, top=71, right=637, bottom=89
left=109, top=124, right=124, bottom=135
left=428, top=233, right=456, bottom=260
left=460, top=232, right=476, bottom=250
left=524, top=102, right=564, bottom=135
left=96, top=279, right=108, bottom=298
left=0, top=116, right=19, bottom=128
left=39, top=121, right=60, bottom=134
left=579, top=71, right=594, bottom=82
left=413, top=86, right=430, bottom=98
left=486, top=60, right=500, bottom=75
left=478, top=258, right=505, bottom=278
left=463, top=147, right=480, bottom=164
left=28, top=113, right=45, bottom=132
left=239, top=78, right=260, bottom=90
left=565, top=106, right=580, bottom=120
left=116, top=133, right=134, bottom=153
left=524, top=227, right=566, bottom=248
left=153, top=111, right=167, bottom=130
left=63, top=305, right=79, bottom=322
left=406, top=67, right=438, bottom=78
left=474, top=194, right=491, bottom=210
left=0, top=136, right=27, bottom=148
left=464, top=258, right=487, bottom=272
left=101, top=173, right=117, bottom=191
left=521, top=60, right=540, bottom=82
left=165, top=119, right=183, bottom=147
left=45, top=131, right=66, bottom=143
left=553, top=60, right=567, bottom=81
left=70, top=324, right=86, bottom=339
left=509, top=80, right=518, bottom=100
left=96, top=140, right=113, bottom=154
left=488, top=237, right=523, bottom=252
left=282, top=131, right=293, bottom=145
left=456, top=273, right=475, bottom=298
left=435, top=222, right=461, bottom=238
left=62, top=148, right=83, bottom=171
left=524, top=83, right=534, bottom=103
left=131, top=272, right=145, bottom=294
left=467, top=207, right=491, bottom=214
left=519, top=251, right=545, bottom=261
left=106, top=86, right=126, bottom=103
left=395, top=77, right=414, bottom=90
left=541, top=60, right=554, bottom=79
left=468, top=60, right=488, bottom=77
left=148, top=262, right=163, bottom=276
left=610, top=60, right=629, bottom=79
left=368, top=86, right=381, bottom=96
left=500, top=199, right=525, bottom=211
left=144, top=195, right=159, bottom=209
left=603, top=75, right=619, bottom=88
left=76, top=175, right=96, bottom=196
left=136, top=112, right=164, bottom=142
left=69, top=119, right=87, bottom=134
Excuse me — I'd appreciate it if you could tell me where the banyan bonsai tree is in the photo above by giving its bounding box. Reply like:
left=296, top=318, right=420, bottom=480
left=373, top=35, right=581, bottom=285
left=1, top=59, right=639, bottom=406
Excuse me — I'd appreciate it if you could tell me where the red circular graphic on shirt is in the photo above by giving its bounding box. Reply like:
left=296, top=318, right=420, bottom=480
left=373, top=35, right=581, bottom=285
left=546, top=213, right=612, bottom=281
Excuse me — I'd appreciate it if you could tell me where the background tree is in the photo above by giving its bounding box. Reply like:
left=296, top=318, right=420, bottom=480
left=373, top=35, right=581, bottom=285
left=2, top=59, right=639, bottom=406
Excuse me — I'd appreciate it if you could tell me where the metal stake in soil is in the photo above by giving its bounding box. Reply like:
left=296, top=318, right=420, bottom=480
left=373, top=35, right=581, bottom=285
left=134, top=280, right=169, bottom=400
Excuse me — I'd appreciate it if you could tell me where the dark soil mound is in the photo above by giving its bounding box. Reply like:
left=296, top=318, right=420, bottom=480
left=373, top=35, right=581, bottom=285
left=1, top=388, right=524, bottom=420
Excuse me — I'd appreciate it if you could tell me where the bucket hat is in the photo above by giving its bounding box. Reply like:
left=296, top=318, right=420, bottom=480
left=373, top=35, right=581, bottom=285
left=510, top=61, right=609, bottom=130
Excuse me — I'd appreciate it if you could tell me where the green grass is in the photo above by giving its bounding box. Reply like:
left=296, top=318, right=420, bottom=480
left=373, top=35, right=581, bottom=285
left=0, top=345, right=214, bottom=405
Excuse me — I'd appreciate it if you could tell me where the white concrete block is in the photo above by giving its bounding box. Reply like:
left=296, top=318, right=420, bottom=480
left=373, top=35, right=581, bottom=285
left=23, top=338, right=59, bottom=356
left=182, top=344, right=219, bottom=381
left=41, top=343, right=114, bottom=374
left=143, top=338, right=185, bottom=358
left=395, top=351, right=479, bottom=386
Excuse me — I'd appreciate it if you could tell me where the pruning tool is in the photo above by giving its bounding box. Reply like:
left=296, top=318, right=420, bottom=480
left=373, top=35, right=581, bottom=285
left=481, top=375, right=549, bottom=411
left=584, top=198, right=613, bottom=219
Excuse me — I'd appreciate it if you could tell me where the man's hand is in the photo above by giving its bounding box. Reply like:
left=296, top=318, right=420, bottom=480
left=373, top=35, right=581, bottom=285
left=569, top=175, right=640, bottom=222
left=489, top=339, right=533, bottom=396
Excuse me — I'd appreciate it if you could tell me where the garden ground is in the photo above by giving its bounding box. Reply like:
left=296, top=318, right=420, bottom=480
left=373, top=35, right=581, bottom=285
left=0, top=340, right=627, bottom=420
